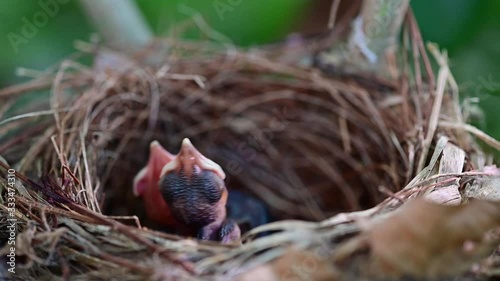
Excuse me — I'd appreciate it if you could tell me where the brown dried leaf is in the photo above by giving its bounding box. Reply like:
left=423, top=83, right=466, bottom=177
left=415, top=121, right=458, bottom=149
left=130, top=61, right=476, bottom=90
left=423, top=143, right=464, bottom=205
left=337, top=199, right=500, bottom=279
left=465, top=165, right=500, bottom=201
left=237, top=248, right=340, bottom=281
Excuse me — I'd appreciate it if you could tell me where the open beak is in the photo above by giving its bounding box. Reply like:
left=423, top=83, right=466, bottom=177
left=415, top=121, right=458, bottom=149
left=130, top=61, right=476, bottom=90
left=133, top=141, right=174, bottom=196
left=160, top=138, right=226, bottom=180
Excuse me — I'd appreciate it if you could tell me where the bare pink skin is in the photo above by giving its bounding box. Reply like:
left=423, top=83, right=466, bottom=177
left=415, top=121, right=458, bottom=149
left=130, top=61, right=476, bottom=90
left=134, top=139, right=240, bottom=243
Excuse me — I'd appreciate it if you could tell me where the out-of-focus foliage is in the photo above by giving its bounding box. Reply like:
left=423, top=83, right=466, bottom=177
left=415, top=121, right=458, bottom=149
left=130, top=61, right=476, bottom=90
left=0, top=0, right=306, bottom=87
left=413, top=0, right=500, bottom=147
left=0, top=0, right=91, bottom=87
left=135, top=0, right=308, bottom=46
left=0, top=0, right=499, bottom=144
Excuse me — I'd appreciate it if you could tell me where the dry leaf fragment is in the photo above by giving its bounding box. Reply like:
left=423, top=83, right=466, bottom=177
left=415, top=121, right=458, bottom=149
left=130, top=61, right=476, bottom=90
left=424, top=143, right=464, bottom=205
left=237, top=248, right=340, bottom=281
left=464, top=165, right=500, bottom=201
left=335, top=198, right=500, bottom=280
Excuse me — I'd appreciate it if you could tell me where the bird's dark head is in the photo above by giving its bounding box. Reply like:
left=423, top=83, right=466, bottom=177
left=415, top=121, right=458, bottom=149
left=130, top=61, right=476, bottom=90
left=159, top=138, right=228, bottom=228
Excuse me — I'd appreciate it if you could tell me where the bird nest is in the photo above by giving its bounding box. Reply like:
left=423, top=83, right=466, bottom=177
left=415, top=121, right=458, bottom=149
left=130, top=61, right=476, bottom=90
left=1, top=20, right=500, bottom=281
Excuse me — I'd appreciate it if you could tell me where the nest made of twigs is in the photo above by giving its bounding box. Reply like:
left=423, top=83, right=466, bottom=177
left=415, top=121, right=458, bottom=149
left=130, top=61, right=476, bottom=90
left=1, top=19, right=500, bottom=281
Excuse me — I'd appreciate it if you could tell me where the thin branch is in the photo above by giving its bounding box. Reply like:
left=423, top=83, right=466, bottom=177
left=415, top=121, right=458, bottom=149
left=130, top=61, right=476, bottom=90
left=79, top=0, right=153, bottom=52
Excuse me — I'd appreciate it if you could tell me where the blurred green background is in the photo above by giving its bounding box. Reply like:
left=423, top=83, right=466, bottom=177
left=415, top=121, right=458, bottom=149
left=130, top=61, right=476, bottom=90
left=1, top=0, right=499, bottom=144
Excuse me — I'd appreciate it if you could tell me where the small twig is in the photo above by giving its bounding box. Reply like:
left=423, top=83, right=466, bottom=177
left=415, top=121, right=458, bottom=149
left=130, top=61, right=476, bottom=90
left=407, top=9, right=436, bottom=94
left=439, top=121, right=500, bottom=151
left=0, top=74, right=92, bottom=98
left=417, top=62, right=449, bottom=172
left=61, top=165, right=82, bottom=189
left=328, top=0, right=342, bottom=29
left=105, top=215, right=142, bottom=229
left=67, top=202, right=196, bottom=274
left=78, top=0, right=153, bottom=52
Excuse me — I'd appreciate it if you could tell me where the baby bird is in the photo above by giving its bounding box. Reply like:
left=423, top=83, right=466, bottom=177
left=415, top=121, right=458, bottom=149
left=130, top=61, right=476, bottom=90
left=133, top=138, right=240, bottom=243
left=133, top=141, right=176, bottom=227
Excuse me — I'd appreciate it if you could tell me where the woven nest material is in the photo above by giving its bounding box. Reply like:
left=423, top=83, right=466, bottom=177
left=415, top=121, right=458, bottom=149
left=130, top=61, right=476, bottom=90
left=1, top=21, right=500, bottom=281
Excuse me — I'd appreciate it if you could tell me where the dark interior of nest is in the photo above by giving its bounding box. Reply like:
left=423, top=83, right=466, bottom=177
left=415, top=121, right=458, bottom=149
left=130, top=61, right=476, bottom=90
left=7, top=49, right=423, bottom=237
left=61, top=53, right=417, bottom=237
